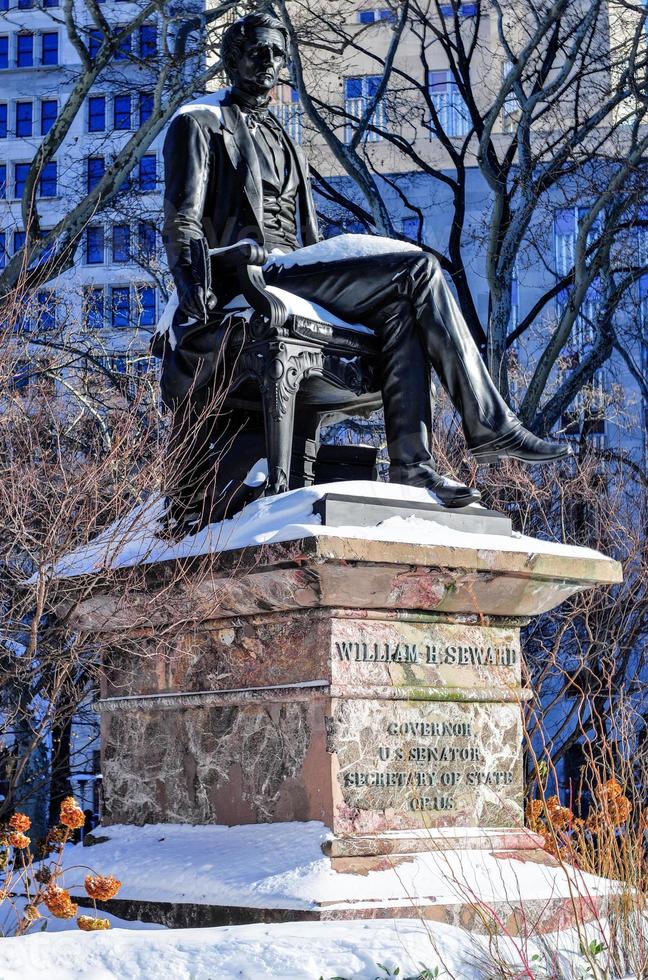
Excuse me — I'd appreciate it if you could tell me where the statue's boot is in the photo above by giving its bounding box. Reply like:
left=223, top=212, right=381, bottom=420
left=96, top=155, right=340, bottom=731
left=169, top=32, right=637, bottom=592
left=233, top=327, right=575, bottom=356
left=381, top=309, right=482, bottom=508
left=401, top=254, right=569, bottom=465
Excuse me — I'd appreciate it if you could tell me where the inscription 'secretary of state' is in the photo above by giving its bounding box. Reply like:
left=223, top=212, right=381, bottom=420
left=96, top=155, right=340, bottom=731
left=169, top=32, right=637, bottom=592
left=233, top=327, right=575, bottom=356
left=334, top=640, right=519, bottom=667
left=332, top=633, right=522, bottom=815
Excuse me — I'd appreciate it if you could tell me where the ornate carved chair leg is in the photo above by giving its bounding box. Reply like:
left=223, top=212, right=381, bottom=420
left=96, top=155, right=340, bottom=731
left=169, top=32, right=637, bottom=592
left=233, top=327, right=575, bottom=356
left=261, top=352, right=300, bottom=495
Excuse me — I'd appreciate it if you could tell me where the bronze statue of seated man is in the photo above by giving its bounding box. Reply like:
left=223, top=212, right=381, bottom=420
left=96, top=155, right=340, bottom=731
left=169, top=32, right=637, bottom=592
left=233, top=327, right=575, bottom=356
left=157, top=12, right=567, bottom=530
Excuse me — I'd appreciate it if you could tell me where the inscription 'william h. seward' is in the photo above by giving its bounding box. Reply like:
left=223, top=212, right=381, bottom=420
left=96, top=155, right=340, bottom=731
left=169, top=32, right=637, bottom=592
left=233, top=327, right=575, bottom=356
left=334, top=640, right=518, bottom=667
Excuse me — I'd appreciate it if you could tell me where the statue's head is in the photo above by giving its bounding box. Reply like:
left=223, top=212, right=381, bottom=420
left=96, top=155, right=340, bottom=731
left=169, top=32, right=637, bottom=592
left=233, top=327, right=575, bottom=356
left=221, top=12, right=288, bottom=96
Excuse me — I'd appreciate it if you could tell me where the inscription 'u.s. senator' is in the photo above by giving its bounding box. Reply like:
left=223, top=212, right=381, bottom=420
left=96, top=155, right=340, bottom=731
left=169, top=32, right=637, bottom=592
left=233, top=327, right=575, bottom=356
left=334, top=640, right=518, bottom=667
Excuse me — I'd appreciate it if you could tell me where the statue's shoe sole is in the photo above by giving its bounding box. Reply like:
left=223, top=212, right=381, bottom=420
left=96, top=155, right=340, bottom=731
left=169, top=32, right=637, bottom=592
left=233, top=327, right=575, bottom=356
left=470, top=445, right=571, bottom=465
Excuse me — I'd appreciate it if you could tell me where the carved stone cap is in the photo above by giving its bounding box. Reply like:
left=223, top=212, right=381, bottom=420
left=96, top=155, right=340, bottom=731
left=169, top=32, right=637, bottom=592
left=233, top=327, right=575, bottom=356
left=65, top=533, right=622, bottom=633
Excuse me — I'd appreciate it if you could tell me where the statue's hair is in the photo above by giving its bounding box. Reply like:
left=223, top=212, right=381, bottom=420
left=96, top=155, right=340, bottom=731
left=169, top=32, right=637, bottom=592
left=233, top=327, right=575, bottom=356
left=221, top=12, right=288, bottom=75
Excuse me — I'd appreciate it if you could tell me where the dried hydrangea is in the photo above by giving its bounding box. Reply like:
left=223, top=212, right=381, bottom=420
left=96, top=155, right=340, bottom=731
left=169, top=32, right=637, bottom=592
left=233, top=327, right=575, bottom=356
left=84, top=874, right=122, bottom=902
left=43, top=885, right=78, bottom=919
left=8, top=813, right=31, bottom=833
left=77, top=915, right=110, bottom=931
left=59, top=796, right=85, bottom=831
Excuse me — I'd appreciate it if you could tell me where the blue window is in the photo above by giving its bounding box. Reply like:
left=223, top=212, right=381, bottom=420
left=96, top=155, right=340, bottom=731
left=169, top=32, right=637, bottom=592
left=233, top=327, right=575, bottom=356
left=0, top=165, right=6, bottom=198
left=114, top=94, right=131, bottom=130
left=440, top=2, right=477, bottom=14
left=14, top=230, right=26, bottom=253
left=139, top=92, right=153, bottom=125
left=17, top=34, right=34, bottom=68
left=428, top=70, right=470, bottom=137
left=18, top=0, right=34, bottom=9
left=138, top=221, right=156, bottom=258
left=0, top=231, right=5, bottom=268
left=138, top=285, right=156, bottom=326
left=112, top=224, right=130, bottom=262
left=116, top=31, right=131, bottom=60
left=86, top=225, right=104, bottom=264
left=39, top=161, right=56, bottom=196
left=87, top=156, right=104, bottom=191
left=88, top=96, right=105, bottom=132
left=89, top=29, right=103, bottom=59
left=41, top=100, right=57, bottom=135
left=42, top=33, right=58, bottom=66
left=344, top=75, right=384, bottom=143
left=0, top=104, right=6, bottom=139
left=14, top=163, right=29, bottom=199
left=0, top=37, right=8, bottom=69
left=16, top=102, right=33, bottom=138
left=111, top=286, right=130, bottom=327
left=139, top=155, right=156, bottom=191
left=139, top=24, right=156, bottom=58
left=84, top=287, right=104, bottom=329
left=44, top=0, right=59, bottom=7
left=38, top=290, right=55, bottom=330
left=0, top=0, right=7, bottom=11
left=358, top=9, right=396, bottom=22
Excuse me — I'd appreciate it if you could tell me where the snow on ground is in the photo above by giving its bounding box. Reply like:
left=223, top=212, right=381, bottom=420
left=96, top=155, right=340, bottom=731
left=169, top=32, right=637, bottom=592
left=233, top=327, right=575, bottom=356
left=3, top=823, right=635, bottom=979
left=56, top=822, right=615, bottom=912
left=1, top=916, right=630, bottom=980
left=34, top=479, right=612, bottom=582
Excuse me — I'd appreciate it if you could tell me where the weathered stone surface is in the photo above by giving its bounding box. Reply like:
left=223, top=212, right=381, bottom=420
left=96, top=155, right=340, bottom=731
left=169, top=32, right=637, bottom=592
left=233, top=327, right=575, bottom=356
left=102, top=696, right=332, bottom=826
left=329, top=698, right=523, bottom=834
left=101, top=610, right=523, bottom=701
left=69, top=534, right=622, bottom=632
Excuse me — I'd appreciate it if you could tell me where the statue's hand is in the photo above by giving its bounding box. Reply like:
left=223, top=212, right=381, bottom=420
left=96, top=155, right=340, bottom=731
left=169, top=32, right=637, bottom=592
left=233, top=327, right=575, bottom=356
left=178, top=284, right=218, bottom=322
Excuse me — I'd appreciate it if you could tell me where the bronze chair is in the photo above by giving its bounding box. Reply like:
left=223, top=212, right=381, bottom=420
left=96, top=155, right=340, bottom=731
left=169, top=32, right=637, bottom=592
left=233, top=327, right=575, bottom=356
left=223, top=252, right=383, bottom=495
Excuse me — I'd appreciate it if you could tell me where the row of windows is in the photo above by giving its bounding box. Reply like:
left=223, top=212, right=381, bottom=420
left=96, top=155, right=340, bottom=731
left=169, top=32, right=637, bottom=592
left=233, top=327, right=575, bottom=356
left=84, top=284, right=156, bottom=329
left=89, top=92, right=154, bottom=133
left=343, top=71, right=471, bottom=141
left=0, top=227, right=56, bottom=266
left=0, top=160, right=56, bottom=198
left=0, top=0, right=58, bottom=8
left=0, top=31, right=58, bottom=69
left=0, top=98, right=57, bottom=138
left=87, top=24, right=156, bottom=61
left=0, top=92, right=153, bottom=139
left=0, top=155, right=157, bottom=200
left=357, top=3, right=476, bottom=21
left=86, top=154, right=156, bottom=193
left=0, top=24, right=157, bottom=70
left=85, top=221, right=157, bottom=265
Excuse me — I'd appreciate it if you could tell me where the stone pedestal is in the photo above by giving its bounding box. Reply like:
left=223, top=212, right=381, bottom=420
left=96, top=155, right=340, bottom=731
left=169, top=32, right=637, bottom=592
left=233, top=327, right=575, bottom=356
left=68, top=530, right=621, bottom=880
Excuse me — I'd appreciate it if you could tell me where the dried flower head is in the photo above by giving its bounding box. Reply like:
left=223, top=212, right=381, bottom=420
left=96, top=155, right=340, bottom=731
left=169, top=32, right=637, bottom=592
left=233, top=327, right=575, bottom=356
left=525, top=799, right=544, bottom=831
left=8, top=832, right=31, bottom=849
left=23, top=904, right=41, bottom=923
left=596, top=778, right=623, bottom=801
left=84, top=874, right=122, bottom=902
left=44, top=885, right=78, bottom=919
left=546, top=795, right=573, bottom=830
left=34, top=867, right=52, bottom=884
left=59, top=797, right=85, bottom=831
left=8, top=813, right=31, bottom=833
left=77, top=915, right=111, bottom=931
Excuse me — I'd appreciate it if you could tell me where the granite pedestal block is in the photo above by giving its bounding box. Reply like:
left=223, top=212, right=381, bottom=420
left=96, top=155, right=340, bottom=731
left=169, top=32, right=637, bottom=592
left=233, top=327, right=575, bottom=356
left=67, top=528, right=621, bottom=883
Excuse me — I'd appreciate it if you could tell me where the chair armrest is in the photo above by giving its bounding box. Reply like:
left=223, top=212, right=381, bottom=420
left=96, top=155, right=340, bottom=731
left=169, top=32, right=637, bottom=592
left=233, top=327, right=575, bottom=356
left=209, top=241, right=289, bottom=330
left=238, top=261, right=289, bottom=330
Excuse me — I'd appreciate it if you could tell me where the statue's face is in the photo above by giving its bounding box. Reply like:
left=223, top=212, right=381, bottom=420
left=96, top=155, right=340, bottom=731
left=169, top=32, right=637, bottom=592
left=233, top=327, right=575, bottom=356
left=231, top=27, right=286, bottom=95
